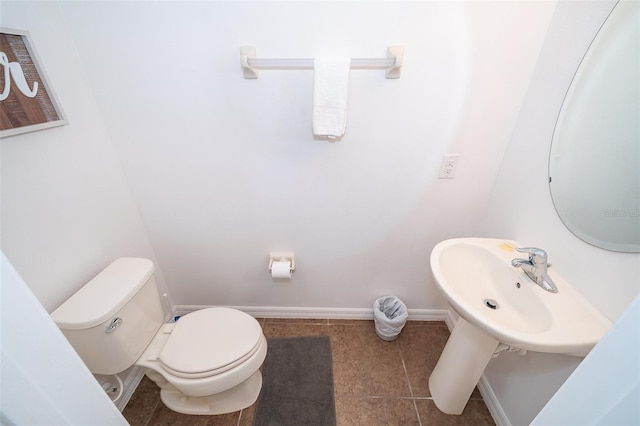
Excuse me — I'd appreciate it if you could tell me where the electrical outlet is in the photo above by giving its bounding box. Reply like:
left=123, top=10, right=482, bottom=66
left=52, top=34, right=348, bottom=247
left=439, top=154, right=460, bottom=179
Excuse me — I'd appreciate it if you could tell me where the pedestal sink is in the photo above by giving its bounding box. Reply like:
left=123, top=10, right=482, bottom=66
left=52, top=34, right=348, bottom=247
left=428, top=238, right=611, bottom=415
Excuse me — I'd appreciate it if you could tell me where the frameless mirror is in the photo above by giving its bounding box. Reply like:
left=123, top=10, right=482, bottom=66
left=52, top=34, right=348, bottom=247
left=549, top=1, right=639, bottom=252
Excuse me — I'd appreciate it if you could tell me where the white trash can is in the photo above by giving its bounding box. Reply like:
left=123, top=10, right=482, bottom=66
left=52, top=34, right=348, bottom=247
left=373, top=296, right=408, bottom=341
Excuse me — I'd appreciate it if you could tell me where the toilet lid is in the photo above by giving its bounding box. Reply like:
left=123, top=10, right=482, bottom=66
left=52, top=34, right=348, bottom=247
left=159, top=307, right=262, bottom=379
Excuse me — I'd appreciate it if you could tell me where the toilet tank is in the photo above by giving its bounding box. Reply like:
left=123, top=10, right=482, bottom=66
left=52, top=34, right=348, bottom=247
left=51, top=258, right=164, bottom=375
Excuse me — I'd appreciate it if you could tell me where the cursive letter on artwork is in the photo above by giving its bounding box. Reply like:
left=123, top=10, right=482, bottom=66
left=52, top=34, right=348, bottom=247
left=0, top=51, right=39, bottom=101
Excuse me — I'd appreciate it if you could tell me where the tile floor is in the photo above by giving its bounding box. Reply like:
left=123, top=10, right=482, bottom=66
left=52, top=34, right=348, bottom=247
left=123, top=318, right=495, bottom=426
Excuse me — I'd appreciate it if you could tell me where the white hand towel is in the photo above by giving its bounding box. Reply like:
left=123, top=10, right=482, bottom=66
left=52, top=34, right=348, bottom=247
left=313, top=56, right=351, bottom=140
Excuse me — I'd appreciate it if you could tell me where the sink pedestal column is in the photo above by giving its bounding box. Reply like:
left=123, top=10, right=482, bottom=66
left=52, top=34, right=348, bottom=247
left=429, top=317, right=499, bottom=415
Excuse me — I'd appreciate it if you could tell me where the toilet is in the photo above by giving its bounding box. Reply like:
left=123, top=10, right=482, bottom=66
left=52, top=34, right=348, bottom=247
left=51, top=257, right=267, bottom=415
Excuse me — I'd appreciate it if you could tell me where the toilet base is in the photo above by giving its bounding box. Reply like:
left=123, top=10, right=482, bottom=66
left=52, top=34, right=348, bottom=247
left=159, top=370, right=263, bottom=415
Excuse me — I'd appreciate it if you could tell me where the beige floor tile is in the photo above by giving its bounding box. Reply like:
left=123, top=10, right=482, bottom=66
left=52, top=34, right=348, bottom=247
left=122, top=377, right=161, bottom=426
left=397, top=322, right=450, bottom=397
left=137, top=375, right=163, bottom=392
left=262, top=322, right=329, bottom=339
left=327, top=319, right=372, bottom=326
left=415, top=399, right=495, bottom=425
left=237, top=401, right=256, bottom=426
left=404, top=320, right=450, bottom=327
left=329, top=322, right=412, bottom=397
left=263, top=318, right=328, bottom=325
left=336, top=397, right=420, bottom=426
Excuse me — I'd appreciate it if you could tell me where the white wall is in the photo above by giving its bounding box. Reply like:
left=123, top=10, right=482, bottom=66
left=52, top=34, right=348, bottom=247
left=480, top=1, right=640, bottom=424
left=55, top=0, right=556, bottom=311
left=0, top=1, right=166, bottom=313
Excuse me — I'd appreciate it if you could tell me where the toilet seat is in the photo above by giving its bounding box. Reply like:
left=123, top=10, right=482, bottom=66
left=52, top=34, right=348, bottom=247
left=159, top=307, right=262, bottom=380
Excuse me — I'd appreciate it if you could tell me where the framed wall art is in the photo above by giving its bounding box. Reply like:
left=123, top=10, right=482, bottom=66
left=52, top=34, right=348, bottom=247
left=1, top=28, right=67, bottom=138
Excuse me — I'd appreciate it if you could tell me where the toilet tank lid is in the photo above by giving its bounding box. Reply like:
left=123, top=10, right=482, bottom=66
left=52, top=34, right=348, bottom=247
left=51, top=258, right=155, bottom=329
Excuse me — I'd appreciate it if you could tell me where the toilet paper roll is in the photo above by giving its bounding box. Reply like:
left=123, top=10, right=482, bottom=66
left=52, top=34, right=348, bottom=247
left=271, top=260, right=292, bottom=279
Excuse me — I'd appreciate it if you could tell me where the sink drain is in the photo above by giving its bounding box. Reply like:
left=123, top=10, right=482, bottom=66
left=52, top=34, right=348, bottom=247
left=484, top=299, right=499, bottom=310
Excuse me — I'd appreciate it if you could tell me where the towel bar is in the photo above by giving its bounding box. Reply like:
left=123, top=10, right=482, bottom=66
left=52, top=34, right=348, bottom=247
left=240, top=46, right=404, bottom=79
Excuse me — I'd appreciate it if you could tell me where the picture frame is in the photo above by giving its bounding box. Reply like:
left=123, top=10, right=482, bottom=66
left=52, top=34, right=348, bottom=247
left=1, top=28, right=67, bottom=138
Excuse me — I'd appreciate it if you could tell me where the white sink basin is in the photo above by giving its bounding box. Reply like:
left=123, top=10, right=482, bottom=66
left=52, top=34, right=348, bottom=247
left=431, top=238, right=610, bottom=356
left=428, top=238, right=611, bottom=415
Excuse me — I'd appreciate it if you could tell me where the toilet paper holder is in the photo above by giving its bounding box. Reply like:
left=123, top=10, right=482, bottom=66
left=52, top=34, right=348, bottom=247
left=268, top=252, right=295, bottom=274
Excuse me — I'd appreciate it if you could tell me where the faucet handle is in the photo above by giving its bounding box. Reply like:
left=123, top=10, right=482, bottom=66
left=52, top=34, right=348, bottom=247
left=515, top=247, right=547, bottom=263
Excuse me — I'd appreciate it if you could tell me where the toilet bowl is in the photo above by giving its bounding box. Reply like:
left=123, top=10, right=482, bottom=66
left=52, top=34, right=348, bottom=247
left=51, top=258, right=267, bottom=415
left=137, top=307, right=267, bottom=414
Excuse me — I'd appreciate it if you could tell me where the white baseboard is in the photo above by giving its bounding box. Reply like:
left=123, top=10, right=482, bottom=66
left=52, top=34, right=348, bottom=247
left=478, top=374, right=510, bottom=426
left=173, top=304, right=449, bottom=321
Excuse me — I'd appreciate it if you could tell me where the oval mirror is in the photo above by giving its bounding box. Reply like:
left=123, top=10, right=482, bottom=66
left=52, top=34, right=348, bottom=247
left=549, top=1, right=639, bottom=252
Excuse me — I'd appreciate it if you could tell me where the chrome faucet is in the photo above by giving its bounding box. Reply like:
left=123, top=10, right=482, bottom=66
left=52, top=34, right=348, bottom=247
left=511, top=247, right=558, bottom=293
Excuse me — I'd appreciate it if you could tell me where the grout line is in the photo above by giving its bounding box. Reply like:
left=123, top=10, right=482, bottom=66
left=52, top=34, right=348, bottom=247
left=398, top=346, right=415, bottom=398
left=413, top=396, right=424, bottom=426
left=334, top=395, right=432, bottom=401
left=397, top=340, right=423, bottom=426
left=142, top=396, right=161, bottom=426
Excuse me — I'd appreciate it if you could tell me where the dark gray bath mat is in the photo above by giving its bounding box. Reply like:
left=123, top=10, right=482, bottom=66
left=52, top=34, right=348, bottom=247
left=253, top=336, right=336, bottom=426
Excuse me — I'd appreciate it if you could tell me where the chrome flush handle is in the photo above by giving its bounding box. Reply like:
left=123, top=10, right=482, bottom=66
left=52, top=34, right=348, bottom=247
left=105, top=317, right=123, bottom=333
